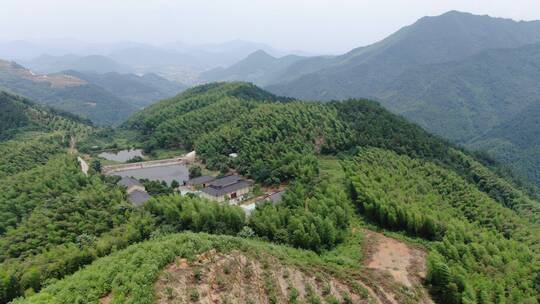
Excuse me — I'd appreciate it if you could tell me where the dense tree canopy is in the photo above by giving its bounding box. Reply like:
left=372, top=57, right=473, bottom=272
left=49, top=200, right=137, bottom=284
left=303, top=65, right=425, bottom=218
left=344, top=148, right=540, bottom=303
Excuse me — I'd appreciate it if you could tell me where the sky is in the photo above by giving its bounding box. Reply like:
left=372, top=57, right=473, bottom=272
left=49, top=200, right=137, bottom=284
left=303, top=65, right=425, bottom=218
left=2, top=0, right=540, bottom=54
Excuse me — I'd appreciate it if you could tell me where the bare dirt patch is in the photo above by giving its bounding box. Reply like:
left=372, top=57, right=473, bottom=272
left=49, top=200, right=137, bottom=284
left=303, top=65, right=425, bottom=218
left=363, top=230, right=433, bottom=304
left=0, top=60, right=87, bottom=88
left=99, top=293, right=112, bottom=304
left=155, top=250, right=374, bottom=304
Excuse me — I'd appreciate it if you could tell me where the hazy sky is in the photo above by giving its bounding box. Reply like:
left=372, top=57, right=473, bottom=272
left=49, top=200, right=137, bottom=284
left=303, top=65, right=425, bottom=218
left=2, top=0, right=540, bottom=54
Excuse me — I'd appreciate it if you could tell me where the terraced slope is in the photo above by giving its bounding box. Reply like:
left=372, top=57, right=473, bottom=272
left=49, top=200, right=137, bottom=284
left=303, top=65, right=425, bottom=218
left=14, top=232, right=433, bottom=304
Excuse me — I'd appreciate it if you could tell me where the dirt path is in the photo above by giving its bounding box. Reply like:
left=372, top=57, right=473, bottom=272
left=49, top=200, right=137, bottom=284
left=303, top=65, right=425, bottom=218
left=68, top=136, right=77, bottom=155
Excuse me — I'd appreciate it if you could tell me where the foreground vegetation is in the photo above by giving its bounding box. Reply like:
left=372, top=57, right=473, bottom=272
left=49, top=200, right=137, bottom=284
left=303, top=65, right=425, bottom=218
left=12, top=232, right=372, bottom=304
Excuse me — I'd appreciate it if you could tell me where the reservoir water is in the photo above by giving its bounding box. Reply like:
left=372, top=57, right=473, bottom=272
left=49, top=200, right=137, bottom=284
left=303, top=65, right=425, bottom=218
left=110, top=164, right=189, bottom=185
left=98, top=149, right=144, bottom=162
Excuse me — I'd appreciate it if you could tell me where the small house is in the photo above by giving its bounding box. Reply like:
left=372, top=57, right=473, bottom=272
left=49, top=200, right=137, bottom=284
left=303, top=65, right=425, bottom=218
left=118, top=176, right=145, bottom=194
left=200, top=175, right=252, bottom=203
left=118, top=176, right=151, bottom=206
left=128, top=190, right=151, bottom=207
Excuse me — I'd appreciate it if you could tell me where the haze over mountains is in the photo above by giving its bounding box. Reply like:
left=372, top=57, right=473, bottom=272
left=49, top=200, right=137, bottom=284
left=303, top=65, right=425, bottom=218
left=0, top=59, right=185, bottom=124
left=0, top=39, right=310, bottom=84
left=0, top=39, right=310, bottom=125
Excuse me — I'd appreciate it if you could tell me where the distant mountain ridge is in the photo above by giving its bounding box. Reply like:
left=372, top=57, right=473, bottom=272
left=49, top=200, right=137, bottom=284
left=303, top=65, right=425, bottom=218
left=267, top=11, right=540, bottom=99
left=0, top=59, right=186, bottom=124
left=64, top=70, right=186, bottom=108
left=0, top=39, right=308, bottom=85
left=201, top=50, right=306, bottom=86
left=23, top=54, right=133, bottom=74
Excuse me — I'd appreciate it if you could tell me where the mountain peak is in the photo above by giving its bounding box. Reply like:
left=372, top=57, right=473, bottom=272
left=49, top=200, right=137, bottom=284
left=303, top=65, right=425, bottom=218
left=440, top=10, right=472, bottom=17
left=247, top=49, right=274, bottom=59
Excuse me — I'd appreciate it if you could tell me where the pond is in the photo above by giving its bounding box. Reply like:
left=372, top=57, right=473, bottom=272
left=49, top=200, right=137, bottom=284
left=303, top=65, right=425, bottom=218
left=98, top=149, right=144, bottom=162
left=110, top=164, right=189, bottom=186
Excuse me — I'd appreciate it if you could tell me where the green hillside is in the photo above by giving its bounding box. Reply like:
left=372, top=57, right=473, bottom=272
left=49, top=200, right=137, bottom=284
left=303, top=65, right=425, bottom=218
left=0, top=93, right=29, bottom=137
left=3, top=82, right=540, bottom=303
left=0, top=91, right=92, bottom=140
left=257, top=11, right=540, bottom=187
left=64, top=71, right=186, bottom=108
left=344, top=148, right=540, bottom=303
left=11, top=233, right=376, bottom=304
left=0, top=59, right=186, bottom=125
left=267, top=11, right=540, bottom=101
left=469, top=99, right=540, bottom=185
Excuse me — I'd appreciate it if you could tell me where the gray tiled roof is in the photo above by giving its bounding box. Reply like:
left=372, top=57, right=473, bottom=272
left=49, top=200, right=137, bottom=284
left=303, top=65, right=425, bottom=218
left=187, top=175, right=215, bottom=185
left=118, top=176, right=142, bottom=188
left=209, top=175, right=242, bottom=187
left=202, top=180, right=252, bottom=197
left=128, top=190, right=151, bottom=206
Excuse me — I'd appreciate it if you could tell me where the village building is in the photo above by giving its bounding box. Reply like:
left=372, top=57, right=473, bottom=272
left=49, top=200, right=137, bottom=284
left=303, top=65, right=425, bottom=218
left=185, top=175, right=216, bottom=189
left=199, top=175, right=252, bottom=203
left=118, top=176, right=151, bottom=206
left=128, top=190, right=151, bottom=207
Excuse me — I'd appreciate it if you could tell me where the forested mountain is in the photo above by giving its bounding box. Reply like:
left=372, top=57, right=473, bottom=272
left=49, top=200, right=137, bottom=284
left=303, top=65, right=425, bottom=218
left=0, top=59, right=186, bottom=124
left=241, top=11, right=540, bottom=186
left=201, top=50, right=306, bottom=86
left=118, top=83, right=540, bottom=303
left=267, top=11, right=540, bottom=99
left=0, top=59, right=136, bottom=124
left=470, top=99, right=540, bottom=186
left=4, top=82, right=540, bottom=303
left=64, top=70, right=186, bottom=108
left=375, top=43, right=540, bottom=143
left=376, top=42, right=540, bottom=184
left=22, top=54, right=133, bottom=74
left=0, top=91, right=91, bottom=140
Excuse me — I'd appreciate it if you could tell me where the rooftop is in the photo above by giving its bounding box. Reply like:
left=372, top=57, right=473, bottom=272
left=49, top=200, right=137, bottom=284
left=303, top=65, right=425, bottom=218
left=202, top=180, right=252, bottom=197
left=187, top=175, right=215, bottom=185
left=209, top=175, right=242, bottom=188
left=128, top=190, right=151, bottom=206
left=118, top=176, right=142, bottom=188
